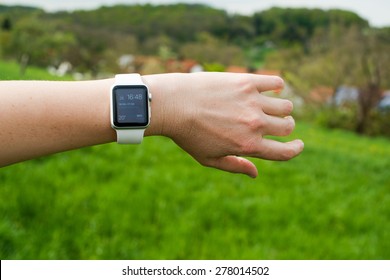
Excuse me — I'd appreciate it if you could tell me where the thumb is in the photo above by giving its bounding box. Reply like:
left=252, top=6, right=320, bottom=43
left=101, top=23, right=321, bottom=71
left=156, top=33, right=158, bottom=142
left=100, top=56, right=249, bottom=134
left=209, top=156, right=258, bottom=178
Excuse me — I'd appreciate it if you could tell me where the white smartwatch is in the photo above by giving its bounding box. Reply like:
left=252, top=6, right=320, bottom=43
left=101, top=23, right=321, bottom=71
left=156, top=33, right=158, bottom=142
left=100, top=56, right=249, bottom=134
left=110, top=74, right=151, bottom=144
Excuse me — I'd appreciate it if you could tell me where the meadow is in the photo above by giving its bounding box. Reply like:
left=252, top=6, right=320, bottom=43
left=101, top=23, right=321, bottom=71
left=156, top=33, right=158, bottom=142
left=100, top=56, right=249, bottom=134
left=0, top=61, right=389, bottom=259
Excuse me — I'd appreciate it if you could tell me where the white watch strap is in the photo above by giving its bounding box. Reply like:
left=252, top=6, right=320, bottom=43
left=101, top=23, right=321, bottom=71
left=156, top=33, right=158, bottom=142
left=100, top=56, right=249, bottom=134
left=115, top=73, right=143, bottom=85
left=116, top=129, right=145, bottom=144
left=114, top=74, right=146, bottom=144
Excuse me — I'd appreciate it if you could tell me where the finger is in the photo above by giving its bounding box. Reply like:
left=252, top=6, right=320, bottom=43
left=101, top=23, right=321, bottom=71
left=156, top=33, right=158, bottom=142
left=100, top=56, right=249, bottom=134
left=259, top=95, right=293, bottom=116
left=262, top=115, right=295, bottom=137
left=253, top=75, right=284, bottom=93
left=208, top=156, right=258, bottom=178
left=244, top=138, right=304, bottom=161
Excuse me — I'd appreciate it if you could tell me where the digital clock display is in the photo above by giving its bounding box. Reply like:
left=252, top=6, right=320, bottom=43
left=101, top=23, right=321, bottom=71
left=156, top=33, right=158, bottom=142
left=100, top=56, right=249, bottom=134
left=112, top=85, right=149, bottom=127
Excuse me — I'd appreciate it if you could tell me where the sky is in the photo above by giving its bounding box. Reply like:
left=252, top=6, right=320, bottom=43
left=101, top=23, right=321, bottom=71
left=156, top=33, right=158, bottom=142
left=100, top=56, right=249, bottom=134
left=1, top=0, right=389, bottom=27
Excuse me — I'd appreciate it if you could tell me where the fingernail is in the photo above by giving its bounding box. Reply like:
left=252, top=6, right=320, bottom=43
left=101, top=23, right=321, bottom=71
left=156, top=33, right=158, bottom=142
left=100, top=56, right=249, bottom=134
left=247, top=171, right=258, bottom=179
left=297, top=139, right=304, bottom=150
left=285, top=115, right=295, bottom=124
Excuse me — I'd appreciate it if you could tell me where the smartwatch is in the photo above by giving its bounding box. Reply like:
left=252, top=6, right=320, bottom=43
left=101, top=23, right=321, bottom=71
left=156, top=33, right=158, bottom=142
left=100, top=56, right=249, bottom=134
left=110, top=74, right=151, bottom=144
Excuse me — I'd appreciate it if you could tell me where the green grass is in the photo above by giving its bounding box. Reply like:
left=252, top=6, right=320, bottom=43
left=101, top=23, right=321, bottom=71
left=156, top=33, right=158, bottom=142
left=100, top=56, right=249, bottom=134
left=0, top=123, right=389, bottom=259
left=0, top=59, right=72, bottom=80
left=0, top=60, right=389, bottom=259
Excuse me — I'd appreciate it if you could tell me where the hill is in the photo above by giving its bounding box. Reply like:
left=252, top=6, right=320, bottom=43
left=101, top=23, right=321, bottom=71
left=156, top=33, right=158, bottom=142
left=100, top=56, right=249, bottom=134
left=1, top=4, right=370, bottom=72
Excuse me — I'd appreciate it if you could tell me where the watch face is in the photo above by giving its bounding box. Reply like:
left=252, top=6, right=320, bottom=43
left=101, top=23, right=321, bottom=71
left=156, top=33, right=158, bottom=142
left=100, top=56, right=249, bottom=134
left=112, top=85, right=149, bottom=127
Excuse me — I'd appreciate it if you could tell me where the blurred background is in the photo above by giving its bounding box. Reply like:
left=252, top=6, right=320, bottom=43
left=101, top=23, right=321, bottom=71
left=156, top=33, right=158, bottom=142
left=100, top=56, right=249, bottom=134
left=0, top=0, right=389, bottom=259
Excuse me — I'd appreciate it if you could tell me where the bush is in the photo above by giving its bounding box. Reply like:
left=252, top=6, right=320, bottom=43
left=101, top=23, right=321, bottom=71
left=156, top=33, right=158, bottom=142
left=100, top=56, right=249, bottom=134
left=315, top=104, right=358, bottom=131
left=314, top=103, right=390, bottom=138
left=364, top=110, right=390, bottom=138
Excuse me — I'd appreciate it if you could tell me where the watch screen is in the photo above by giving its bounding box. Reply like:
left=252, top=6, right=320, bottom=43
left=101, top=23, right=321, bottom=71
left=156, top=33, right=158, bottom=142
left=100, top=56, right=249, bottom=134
left=112, top=85, right=149, bottom=127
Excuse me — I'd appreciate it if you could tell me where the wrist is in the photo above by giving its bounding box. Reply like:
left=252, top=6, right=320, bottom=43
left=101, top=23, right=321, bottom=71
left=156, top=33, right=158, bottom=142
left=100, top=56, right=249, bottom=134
left=142, top=73, right=187, bottom=139
left=110, top=74, right=151, bottom=144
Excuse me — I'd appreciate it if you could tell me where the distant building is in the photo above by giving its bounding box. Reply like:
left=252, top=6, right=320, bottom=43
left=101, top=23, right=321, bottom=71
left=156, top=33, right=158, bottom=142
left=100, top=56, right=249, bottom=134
left=165, top=59, right=202, bottom=73
left=118, top=55, right=135, bottom=72
left=333, top=86, right=359, bottom=106
left=47, top=61, right=72, bottom=77
left=309, top=86, right=334, bottom=103
left=378, top=90, right=390, bottom=111
left=253, top=69, right=281, bottom=77
left=225, top=65, right=247, bottom=73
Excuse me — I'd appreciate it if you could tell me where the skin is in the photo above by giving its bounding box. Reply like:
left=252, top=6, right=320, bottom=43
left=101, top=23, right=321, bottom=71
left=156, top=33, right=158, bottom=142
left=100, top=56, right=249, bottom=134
left=0, top=72, right=304, bottom=177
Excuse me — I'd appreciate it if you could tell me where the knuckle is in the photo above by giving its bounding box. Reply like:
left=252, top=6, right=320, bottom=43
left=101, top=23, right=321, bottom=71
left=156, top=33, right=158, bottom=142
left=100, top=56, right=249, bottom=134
left=238, top=138, right=258, bottom=155
left=246, top=97, right=259, bottom=109
left=234, top=75, right=255, bottom=94
left=240, top=112, right=266, bottom=132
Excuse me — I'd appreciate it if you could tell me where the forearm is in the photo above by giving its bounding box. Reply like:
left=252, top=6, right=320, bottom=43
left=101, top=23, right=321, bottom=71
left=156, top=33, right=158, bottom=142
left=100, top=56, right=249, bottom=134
left=0, top=79, right=117, bottom=167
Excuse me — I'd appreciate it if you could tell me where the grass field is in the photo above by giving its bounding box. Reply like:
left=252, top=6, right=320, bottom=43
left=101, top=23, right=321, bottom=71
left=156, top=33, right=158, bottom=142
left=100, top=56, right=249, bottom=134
left=0, top=61, right=389, bottom=259
left=0, top=60, right=72, bottom=80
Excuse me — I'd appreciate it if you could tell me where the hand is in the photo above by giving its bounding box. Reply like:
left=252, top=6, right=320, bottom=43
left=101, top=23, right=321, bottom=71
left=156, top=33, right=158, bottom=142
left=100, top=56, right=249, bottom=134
left=144, top=72, right=304, bottom=178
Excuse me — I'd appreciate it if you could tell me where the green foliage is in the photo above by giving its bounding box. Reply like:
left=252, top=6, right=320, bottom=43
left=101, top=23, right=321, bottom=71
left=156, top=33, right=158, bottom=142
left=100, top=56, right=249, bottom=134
left=0, top=4, right=42, bottom=18
left=203, top=63, right=225, bottom=72
left=362, top=110, right=390, bottom=137
left=315, top=104, right=359, bottom=131
left=265, top=23, right=390, bottom=137
left=253, top=8, right=368, bottom=47
left=56, top=4, right=229, bottom=43
left=0, top=60, right=71, bottom=80
left=300, top=102, right=390, bottom=139
left=2, top=14, right=76, bottom=69
left=1, top=122, right=389, bottom=259
left=1, top=4, right=388, bottom=136
left=1, top=17, right=12, bottom=31
left=180, top=32, right=244, bottom=66
left=0, top=3, right=373, bottom=73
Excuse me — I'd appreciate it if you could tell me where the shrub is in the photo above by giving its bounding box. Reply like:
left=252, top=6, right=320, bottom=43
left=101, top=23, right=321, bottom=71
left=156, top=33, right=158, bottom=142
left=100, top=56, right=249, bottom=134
left=315, top=104, right=358, bottom=132
left=313, top=103, right=390, bottom=138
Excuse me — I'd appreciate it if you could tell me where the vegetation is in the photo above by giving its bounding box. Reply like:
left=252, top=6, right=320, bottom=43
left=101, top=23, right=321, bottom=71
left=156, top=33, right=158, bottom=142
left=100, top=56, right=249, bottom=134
left=0, top=4, right=389, bottom=260
left=1, top=4, right=389, bottom=137
left=266, top=24, right=390, bottom=136
left=0, top=4, right=373, bottom=73
left=1, top=119, right=389, bottom=259
left=0, top=57, right=71, bottom=80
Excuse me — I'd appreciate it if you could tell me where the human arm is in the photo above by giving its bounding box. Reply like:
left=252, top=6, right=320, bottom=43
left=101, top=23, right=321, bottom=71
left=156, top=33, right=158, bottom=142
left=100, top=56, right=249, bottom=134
left=0, top=72, right=304, bottom=177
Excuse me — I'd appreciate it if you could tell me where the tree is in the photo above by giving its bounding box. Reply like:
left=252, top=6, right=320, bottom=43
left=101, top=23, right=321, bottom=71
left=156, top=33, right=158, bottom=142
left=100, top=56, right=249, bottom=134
left=8, top=15, right=76, bottom=75
left=1, top=17, right=12, bottom=58
left=179, top=32, right=244, bottom=66
left=1, top=17, right=12, bottom=31
left=265, top=24, right=390, bottom=135
left=253, top=8, right=368, bottom=48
